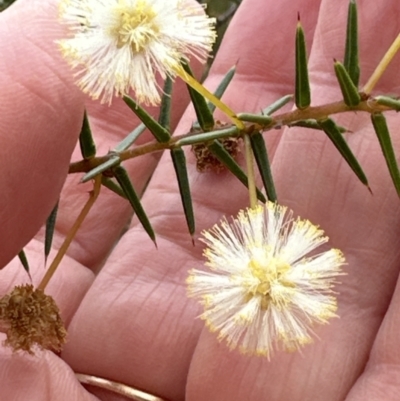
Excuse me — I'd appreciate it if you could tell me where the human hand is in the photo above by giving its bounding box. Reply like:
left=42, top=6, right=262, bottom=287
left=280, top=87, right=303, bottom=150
left=1, top=0, right=400, bottom=400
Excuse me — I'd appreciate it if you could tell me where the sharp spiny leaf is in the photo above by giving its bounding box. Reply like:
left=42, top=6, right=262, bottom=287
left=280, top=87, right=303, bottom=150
left=375, top=95, right=400, bottom=111
left=81, top=155, right=120, bottom=183
left=207, top=140, right=266, bottom=202
left=289, top=119, right=348, bottom=133
left=371, top=113, right=400, bottom=196
left=208, top=65, right=236, bottom=113
left=237, top=113, right=273, bottom=125
left=262, top=94, right=293, bottom=115
left=318, top=118, right=369, bottom=187
left=158, top=76, right=173, bottom=131
left=113, top=166, right=156, bottom=243
left=18, top=249, right=31, bottom=280
left=334, top=59, right=361, bottom=106
left=171, top=148, right=195, bottom=236
left=175, top=126, right=240, bottom=147
left=344, top=0, right=360, bottom=86
left=295, top=14, right=311, bottom=109
left=101, top=177, right=128, bottom=199
left=45, top=201, right=59, bottom=264
left=250, top=132, right=277, bottom=202
left=79, top=110, right=96, bottom=159
left=114, top=124, right=146, bottom=152
left=181, top=62, right=215, bottom=131
left=123, top=95, right=171, bottom=143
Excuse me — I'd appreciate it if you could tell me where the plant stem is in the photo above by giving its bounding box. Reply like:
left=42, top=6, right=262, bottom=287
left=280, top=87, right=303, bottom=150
left=69, top=98, right=392, bottom=176
left=37, top=177, right=101, bottom=291
left=363, top=33, right=400, bottom=94
left=244, top=134, right=257, bottom=209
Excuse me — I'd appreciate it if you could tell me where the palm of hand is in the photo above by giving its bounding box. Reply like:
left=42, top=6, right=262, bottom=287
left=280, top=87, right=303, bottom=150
left=1, top=0, right=400, bottom=400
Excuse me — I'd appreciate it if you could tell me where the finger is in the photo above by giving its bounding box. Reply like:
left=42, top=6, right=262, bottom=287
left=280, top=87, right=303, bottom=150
left=345, top=276, right=400, bottom=400
left=60, top=0, right=323, bottom=400
left=188, top=1, right=400, bottom=400
left=0, top=345, right=99, bottom=401
left=0, top=0, right=85, bottom=268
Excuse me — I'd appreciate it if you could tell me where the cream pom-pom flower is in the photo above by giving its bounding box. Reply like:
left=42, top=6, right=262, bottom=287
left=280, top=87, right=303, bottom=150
left=58, top=0, right=216, bottom=105
left=187, top=202, right=345, bottom=357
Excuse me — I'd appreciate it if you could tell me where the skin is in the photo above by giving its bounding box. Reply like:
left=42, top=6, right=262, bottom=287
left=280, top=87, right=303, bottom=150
left=1, top=0, right=400, bottom=399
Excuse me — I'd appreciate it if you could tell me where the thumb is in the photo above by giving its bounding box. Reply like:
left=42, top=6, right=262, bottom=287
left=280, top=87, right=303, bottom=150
left=0, top=0, right=84, bottom=268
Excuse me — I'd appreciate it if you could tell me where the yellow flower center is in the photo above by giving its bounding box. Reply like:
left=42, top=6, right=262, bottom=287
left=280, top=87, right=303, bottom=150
left=247, top=255, right=293, bottom=310
left=111, top=0, right=160, bottom=52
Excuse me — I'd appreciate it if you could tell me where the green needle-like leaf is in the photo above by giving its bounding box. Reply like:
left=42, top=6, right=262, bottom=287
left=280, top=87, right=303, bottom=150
left=295, top=15, right=311, bottom=109
left=208, top=65, right=236, bottom=113
left=371, top=113, right=400, bottom=196
left=158, top=76, right=173, bottom=131
left=45, top=201, right=59, bottom=263
left=171, top=148, right=195, bottom=236
left=208, top=140, right=266, bottom=202
left=79, top=110, right=96, bottom=159
left=114, top=124, right=146, bottom=153
left=101, top=177, right=128, bottom=199
left=375, top=95, right=400, bottom=111
left=334, top=60, right=361, bottom=106
left=250, top=132, right=277, bottom=202
left=344, top=0, right=360, bottom=86
left=237, top=113, right=273, bottom=125
left=81, top=155, right=120, bottom=183
left=262, top=94, right=293, bottom=115
left=318, top=118, right=369, bottom=187
left=113, top=166, right=156, bottom=243
left=175, top=125, right=239, bottom=147
left=18, top=249, right=31, bottom=280
left=289, top=119, right=348, bottom=133
left=181, top=62, right=215, bottom=131
left=123, top=95, right=171, bottom=143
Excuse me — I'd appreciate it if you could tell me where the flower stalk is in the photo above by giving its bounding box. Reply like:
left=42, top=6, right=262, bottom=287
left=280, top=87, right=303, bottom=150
left=37, top=176, right=102, bottom=291
left=363, top=32, right=400, bottom=94
left=244, top=134, right=257, bottom=209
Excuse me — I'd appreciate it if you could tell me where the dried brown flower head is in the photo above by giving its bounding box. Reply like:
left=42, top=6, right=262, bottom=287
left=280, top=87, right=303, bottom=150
left=0, top=284, right=67, bottom=354
left=191, top=121, right=241, bottom=173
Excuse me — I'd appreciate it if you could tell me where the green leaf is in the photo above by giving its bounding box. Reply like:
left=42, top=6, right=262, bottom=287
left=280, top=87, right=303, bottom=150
left=45, top=201, right=59, bottom=263
left=208, top=65, right=236, bottom=113
left=289, top=119, right=348, bottom=133
left=344, top=0, right=360, bottom=87
left=101, top=177, right=128, bottom=199
left=375, top=95, right=400, bottom=111
left=250, top=132, right=277, bottom=202
left=262, top=94, right=293, bottom=115
left=318, top=118, right=369, bottom=187
left=123, top=95, right=171, bottom=143
left=175, top=125, right=239, bottom=147
left=113, top=166, right=156, bottom=243
left=371, top=113, right=400, bottom=196
left=181, top=61, right=215, bottom=131
left=79, top=110, right=96, bottom=159
left=237, top=113, right=273, bottom=125
left=81, top=155, right=120, bottom=183
left=334, top=60, right=361, bottom=106
left=171, top=148, right=195, bottom=236
left=158, top=76, right=173, bottom=131
left=18, top=249, right=31, bottom=280
left=114, top=124, right=146, bottom=153
left=295, top=14, right=311, bottom=109
left=207, top=140, right=266, bottom=202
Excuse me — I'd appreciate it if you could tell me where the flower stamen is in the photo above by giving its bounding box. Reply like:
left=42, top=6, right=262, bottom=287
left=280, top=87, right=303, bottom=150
left=111, top=1, right=159, bottom=51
